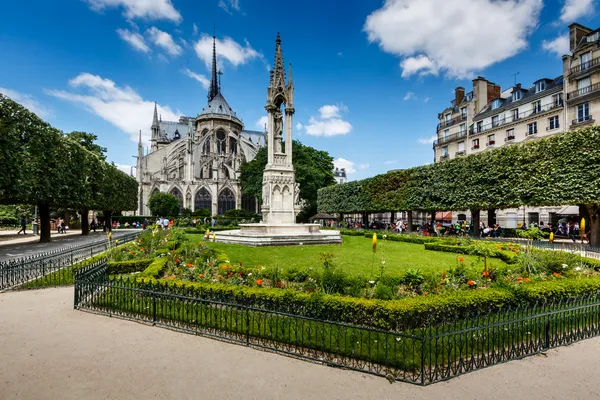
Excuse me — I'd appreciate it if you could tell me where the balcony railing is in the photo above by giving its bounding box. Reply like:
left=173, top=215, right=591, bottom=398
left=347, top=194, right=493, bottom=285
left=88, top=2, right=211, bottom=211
left=437, top=114, right=467, bottom=130
left=572, top=115, right=593, bottom=126
left=455, top=150, right=466, bottom=157
left=504, top=135, right=515, bottom=142
left=567, top=83, right=600, bottom=100
left=471, top=144, right=480, bottom=150
left=486, top=140, right=496, bottom=146
left=433, top=130, right=467, bottom=145
left=440, top=154, right=449, bottom=159
left=470, top=101, right=563, bottom=135
left=569, top=57, right=600, bottom=75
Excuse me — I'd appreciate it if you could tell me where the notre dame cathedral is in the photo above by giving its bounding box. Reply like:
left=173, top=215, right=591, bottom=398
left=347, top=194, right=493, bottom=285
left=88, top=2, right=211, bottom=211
left=135, top=35, right=265, bottom=216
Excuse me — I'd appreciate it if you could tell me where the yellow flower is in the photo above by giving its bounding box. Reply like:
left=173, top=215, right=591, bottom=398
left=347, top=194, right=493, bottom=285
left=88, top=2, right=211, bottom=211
left=372, top=233, right=377, bottom=253
left=212, top=233, right=216, bottom=242
left=549, top=232, right=554, bottom=243
left=115, top=239, right=118, bottom=245
left=108, top=232, right=113, bottom=240
left=205, top=229, right=210, bottom=239
left=581, top=218, right=586, bottom=234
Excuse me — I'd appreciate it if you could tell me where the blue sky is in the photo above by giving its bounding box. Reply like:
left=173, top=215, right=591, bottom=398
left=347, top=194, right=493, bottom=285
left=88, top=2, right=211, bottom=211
left=1, top=0, right=599, bottom=179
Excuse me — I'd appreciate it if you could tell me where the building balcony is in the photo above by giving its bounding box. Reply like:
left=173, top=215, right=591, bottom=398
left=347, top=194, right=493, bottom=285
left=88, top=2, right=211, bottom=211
left=571, top=115, right=594, bottom=128
left=504, top=135, right=515, bottom=142
left=569, top=57, right=600, bottom=78
left=471, top=144, right=480, bottom=150
left=440, top=154, right=449, bottom=160
left=433, top=131, right=467, bottom=146
left=437, top=114, right=467, bottom=130
left=455, top=150, right=466, bottom=157
left=486, top=140, right=495, bottom=146
left=470, top=101, right=563, bottom=136
left=567, top=83, right=600, bottom=103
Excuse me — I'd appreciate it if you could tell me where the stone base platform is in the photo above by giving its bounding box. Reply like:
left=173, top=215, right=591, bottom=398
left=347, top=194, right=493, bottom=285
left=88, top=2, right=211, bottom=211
left=215, top=223, right=342, bottom=246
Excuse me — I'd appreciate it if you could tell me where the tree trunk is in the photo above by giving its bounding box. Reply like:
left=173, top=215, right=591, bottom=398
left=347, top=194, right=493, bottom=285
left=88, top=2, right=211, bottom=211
left=472, top=209, right=481, bottom=237
left=581, top=204, right=600, bottom=247
left=103, top=210, right=112, bottom=232
left=81, top=208, right=89, bottom=236
left=407, top=211, right=413, bottom=233
left=487, top=209, right=496, bottom=226
left=362, top=212, right=368, bottom=227
left=38, top=202, right=51, bottom=243
left=430, top=211, right=436, bottom=224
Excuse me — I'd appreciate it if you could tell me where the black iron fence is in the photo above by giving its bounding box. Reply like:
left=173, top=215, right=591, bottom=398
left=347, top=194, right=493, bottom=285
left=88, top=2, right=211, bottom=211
left=482, top=236, right=600, bottom=258
left=0, top=231, right=139, bottom=291
left=74, top=262, right=600, bottom=385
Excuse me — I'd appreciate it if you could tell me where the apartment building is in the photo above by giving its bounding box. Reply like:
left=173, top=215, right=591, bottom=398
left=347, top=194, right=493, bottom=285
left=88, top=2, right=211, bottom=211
left=563, top=23, right=600, bottom=130
left=434, top=77, right=501, bottom=163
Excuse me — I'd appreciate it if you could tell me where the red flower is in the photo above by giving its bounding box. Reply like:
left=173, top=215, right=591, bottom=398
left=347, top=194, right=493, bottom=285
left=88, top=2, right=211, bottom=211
left=467, top=280, right=475, bottom=286
left=481, top=271, right=489, bottom=277
left=187, top=263, right=194, bottom=268
left=175, top=259, right=181, bottom=263
left=255, top=279, right=263, bottom=285
left=130, top=251, right=135, bottom=255
left=524, top=277, right=531, bottom=283
left=458, top=257, right=465, bottom=263
left=277, top=281, right=283, bottom=288
left=423, top=291, right=429, bottom=295
left=552, top=272, right=562, bottom=278
left=516, top=277, right=523, bottom=281
left=199, top=273, right=205, bottom=278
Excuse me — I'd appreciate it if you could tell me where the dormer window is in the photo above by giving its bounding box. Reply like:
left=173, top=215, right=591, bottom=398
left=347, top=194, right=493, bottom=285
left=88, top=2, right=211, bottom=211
left=587, top=32, right=599, bottom=43
left=536, top=81, right=546, bottom=92
left=512, top=91, right=521, bottom=102
left=491, top=99, right=501, bottom=110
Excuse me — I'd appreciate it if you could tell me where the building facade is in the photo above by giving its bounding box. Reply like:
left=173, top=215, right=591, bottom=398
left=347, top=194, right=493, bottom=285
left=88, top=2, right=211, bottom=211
left=136, top=36, right=265, bottom=216
left=432, top=22, right=600, bottom=227
left=333, top=168, right=347, bottom=184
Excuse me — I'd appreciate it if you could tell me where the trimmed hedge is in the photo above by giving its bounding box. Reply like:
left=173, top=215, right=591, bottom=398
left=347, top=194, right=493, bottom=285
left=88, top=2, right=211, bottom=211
left=107, top=259, right=153, bottom=274
left=138, top=258, right=169, bottom=278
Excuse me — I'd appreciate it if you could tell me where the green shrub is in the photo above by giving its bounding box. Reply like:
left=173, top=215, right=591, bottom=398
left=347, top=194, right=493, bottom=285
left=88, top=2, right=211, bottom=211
left=319, top=253, right=346, bottom=294
left=138, top=258, right=169, bottom=278
left=285, top=266, right=311, bottom=282
left=374, top=283, right=394, bottom=300
left=107, top=259, right=153, bottom=274
left=402, top=268, right=426, bottom=290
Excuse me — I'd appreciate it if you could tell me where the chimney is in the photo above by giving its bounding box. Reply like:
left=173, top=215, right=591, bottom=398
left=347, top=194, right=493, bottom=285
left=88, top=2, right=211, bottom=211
left=515, top=83, right=522, bottom=90
left=569, top=23, right=592, bottom=52
left=487, top=82, right=502, bottom=105
left=335, top=167, right=339, bottom=171
left=455, top=87, right=465, bottom=106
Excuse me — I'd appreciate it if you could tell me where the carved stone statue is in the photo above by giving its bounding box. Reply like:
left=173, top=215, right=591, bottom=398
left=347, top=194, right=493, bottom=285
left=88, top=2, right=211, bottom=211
left=273, top=108, right=283, bottom=153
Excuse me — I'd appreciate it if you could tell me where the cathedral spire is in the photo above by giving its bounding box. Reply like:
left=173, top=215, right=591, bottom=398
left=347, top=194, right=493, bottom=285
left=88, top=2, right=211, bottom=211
left=271, top=32, right=286, bottom=88
left=152, top=102, right=159, bottom=127
left=208, top=33, right=219, bottom=101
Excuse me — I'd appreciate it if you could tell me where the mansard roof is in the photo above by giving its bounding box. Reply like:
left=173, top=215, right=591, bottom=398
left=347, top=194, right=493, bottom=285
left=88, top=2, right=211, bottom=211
left=197, top=92, right=241, bottom=123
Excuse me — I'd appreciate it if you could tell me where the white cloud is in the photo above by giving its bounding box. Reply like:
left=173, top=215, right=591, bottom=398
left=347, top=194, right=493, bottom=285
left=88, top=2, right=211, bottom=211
left=296, top=122, right=303, bottom=130
left=384, top=160, right=397, bottom=165
left=0, top=87, right=52, bottom=119
left=364, top=0, right=543, bottom=78
left=424, top=97, right=430, bottom=103
left=560, top=0, right=595, bottom=23
left=182, top=68, right=210, bottom=89
left=333, top=158, right=368, bottom=175
left=146, top=27, right=182, bottom=56
left=116, top=28, right=150, bottom=53
left=337, top=52, right=343, bottom=56
left=304, top=104, right=352, bottom=137
left=400, top=55, right=438, bottom=78
left=194, top=34, right=261, bottom=68
left=218, top=0, right=240, bottom=14
left=85, top=0, right=182, bottom=23
left=542, top=34, right=570, bottom=56
left=358, top=163, right=369, bottom=170
left=403, top=91, right=416, bottom=101
left=115, top=163, right=133, bottom=175
left=192, top=23, right=198, bottom=36
left=417, top=135, right=437, bottom=144
left=256, top=116, right=268, bottom=129
left=46, top=72, right=181, bottom=143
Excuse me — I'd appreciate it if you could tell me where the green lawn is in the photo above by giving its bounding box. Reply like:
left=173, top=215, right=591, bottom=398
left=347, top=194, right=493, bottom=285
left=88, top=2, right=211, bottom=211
left=188, top=234, right=500, bottom=276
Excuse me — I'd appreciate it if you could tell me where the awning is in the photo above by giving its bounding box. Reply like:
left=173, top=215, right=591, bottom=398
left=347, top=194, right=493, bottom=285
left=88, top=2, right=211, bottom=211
left=556, top=206, right=579, bottom=215
left=309, top=213, right=338, bottom=221
left=435, top=211, right=453, bottom=221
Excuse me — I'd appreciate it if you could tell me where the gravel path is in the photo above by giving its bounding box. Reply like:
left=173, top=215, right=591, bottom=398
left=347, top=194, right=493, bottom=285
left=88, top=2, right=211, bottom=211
left=1, top=287, right=600, bottom=400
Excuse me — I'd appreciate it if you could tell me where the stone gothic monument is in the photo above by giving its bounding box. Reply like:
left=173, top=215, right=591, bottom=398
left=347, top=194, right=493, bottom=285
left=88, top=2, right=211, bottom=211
left=217, top=33, right=341, bottom=246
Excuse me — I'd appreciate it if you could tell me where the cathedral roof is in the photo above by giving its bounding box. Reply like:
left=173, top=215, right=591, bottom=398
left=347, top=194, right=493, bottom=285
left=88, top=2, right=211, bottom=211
left=197, top=92, right=239, bottom=120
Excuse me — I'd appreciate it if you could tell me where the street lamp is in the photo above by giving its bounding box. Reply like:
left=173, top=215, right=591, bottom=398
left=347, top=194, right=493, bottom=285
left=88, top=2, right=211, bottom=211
left=32, top=205, right=38, bottom=235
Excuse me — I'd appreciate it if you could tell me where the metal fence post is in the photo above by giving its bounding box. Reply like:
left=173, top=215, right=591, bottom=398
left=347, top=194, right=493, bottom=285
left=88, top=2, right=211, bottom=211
left=152, top=294, right=157, bottom=325
left=246, top=308, right=250, bottom=345
left=420, top=330, right=426, bottom=386
left=545, top=316, right=551, bottom=349
left=73, top=270, right=79, bottom=309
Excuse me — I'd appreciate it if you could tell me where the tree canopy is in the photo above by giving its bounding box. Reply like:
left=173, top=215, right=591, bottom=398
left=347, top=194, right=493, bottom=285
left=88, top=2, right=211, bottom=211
left=147, top=192, right=180, bottom=217
left=240, top=140, right=336, bottom=221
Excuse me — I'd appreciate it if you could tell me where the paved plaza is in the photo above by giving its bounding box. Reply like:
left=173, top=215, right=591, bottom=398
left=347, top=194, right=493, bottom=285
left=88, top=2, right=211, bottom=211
left=1, top=287, right=599, bottom=400
left=0, top=230, right=138, bottom=262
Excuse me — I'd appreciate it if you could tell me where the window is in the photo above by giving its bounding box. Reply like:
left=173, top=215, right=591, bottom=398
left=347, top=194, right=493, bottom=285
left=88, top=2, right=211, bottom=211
left=587, top=33, right=599, bottom=42
left=472, top=138, right=480, bottom=149
left=527, top=122, right=537, bottom=135
left=512, top=108, right=519, bottom=121
left=553, top=93, right=563, bottom=106
left=476, top=121, right=483, bottom=133
left=577, top=103, right=590, bottom=122
left=458, top=141, right=465, bottom=152
left=512, top=90, right=521, bottom=101
left=506, top=129, right=515, bottom=140
left=487, top=134, right=495, bottom=145
left=578, top=77, right=591, bottom=93
left=445, top=114, right=451, bottom=123
left=536, top=81, right=546, bottom=92
left=216, top=130, right=226, bottom=154
left=491, top=115, right=499, bottom=127
left=491, top=99, right=501, bottom=109
left=461, top=107, right=467, bottom=118
left=548, top=116, right=559, bottom=130
left=581, top=52, right=592, bottom=71
left=443, top=129, right=449, bottom=140
left=442, top=146, right=449, bottom=158
left=459, top=123, right=466, bottom=135
left=532, top=101, right=541, bottom=114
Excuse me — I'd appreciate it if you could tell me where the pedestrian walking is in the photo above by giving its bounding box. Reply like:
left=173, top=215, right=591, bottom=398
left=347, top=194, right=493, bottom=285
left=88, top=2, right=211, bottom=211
left=17, top=215, right=27, bottom=235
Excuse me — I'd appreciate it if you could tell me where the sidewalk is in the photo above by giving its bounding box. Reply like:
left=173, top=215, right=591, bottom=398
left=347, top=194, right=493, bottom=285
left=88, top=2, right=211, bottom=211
left=0, top=229, right=138, bottom=262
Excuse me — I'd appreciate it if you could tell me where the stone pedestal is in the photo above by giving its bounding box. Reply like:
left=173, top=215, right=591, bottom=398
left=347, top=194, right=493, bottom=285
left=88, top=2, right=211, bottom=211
left=215, top=223, right=341, bottom=246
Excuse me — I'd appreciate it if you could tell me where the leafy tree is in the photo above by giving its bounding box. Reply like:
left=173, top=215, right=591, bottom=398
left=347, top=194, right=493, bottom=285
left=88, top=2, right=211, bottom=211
left=240, top=140, right=335, bottom=222
left=66, top=131, right=107, bottom=159
left=147, top=192, right=180, bottom=217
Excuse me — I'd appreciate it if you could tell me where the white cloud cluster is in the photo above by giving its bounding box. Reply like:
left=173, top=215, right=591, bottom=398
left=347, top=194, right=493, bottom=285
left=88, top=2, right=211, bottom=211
left=218, top=0, right=241, bottom=14
left=403, top=91, right=415, bottom=101
left=560, top=0, right=595, bottom=23
left=116, top=28, right=150, bottom=53
left=256, top=116, right=268, bottom=129
left=542, top=34, right=570, bottom=57
left=0, top=87, right=52, bottom=119
left=115, top=163, right=134, bottom=175
left=364, top=0, right=543, bottom=78
left=303, top=104, right=352, bottom=137
left=46, top=73, right=180, bottom=143
left=417, top=135, right=437, bottom=144
left=182, top=68, right=210, bottom=89
left=333, top=158, right=368, bottom=175
left=85, top=0, right=182, bottom=23
left=194, top=34, right=260, bottom=68
left=147, top=27, right=182, bottom=56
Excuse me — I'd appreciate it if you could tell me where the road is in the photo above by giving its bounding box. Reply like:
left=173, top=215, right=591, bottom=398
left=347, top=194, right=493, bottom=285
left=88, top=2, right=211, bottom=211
left=1, top=287, right=599, bottom=400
